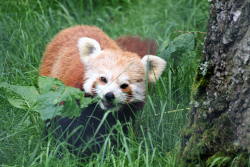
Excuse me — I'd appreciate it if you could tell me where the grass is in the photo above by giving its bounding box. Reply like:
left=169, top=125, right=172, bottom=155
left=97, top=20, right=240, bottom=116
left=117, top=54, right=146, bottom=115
left=0, top=0, right=209, bottom=166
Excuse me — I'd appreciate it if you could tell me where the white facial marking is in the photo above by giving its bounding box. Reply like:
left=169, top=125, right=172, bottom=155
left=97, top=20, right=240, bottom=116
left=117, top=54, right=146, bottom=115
left=119, top=75, right=130, bottom=85
left=83, top=73, right=99, bottom=95
left=83, top=62, right=146, bottom=111
left=130, top=84, right=145, bottom=102
left=104, top=70, right=112, bottom=82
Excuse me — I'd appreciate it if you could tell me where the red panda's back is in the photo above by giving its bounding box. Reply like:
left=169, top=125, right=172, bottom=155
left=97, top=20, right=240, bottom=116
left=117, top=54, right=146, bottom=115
left=115, top=36, right=158, bottom=58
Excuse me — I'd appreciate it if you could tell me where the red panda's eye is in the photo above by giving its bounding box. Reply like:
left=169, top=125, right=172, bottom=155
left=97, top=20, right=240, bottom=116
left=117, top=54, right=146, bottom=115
left=100, top=77, right=107, bottom=83
left=120, top=84, right=128, bottom=89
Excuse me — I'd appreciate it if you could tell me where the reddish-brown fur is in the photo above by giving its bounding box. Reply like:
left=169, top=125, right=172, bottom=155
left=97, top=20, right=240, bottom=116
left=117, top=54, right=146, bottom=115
left=115, top=36, right=159, bottom=58
left=39, top=25, right=121, bottom=90
left=40, top=26, right=158, bottom=92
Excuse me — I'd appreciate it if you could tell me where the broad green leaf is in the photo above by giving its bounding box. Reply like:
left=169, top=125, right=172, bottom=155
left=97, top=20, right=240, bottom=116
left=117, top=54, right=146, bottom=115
left=61, top=97, right=81, bottom=119
left=157, top=37, right=171, bottom=54
left=37, top=79, right=92, bottom=120
left=38, top=76, right=66, bottom=94
left=37, top=91, right=63, bottom=120
left=61, top=86, right=83, bottom=100
left=81, top=97, right=95, bottom=109
left=59, top=86, right=83, bottom=118
left=159, top=33, right=195, bottom=62
left=0, top=82, right=39, bottom=110
left=173, top=33, right=195, bottom=51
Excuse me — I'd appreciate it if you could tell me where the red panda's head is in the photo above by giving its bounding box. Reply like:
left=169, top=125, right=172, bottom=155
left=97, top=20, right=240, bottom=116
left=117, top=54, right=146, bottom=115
left=78, top=37, right=166, bottom=111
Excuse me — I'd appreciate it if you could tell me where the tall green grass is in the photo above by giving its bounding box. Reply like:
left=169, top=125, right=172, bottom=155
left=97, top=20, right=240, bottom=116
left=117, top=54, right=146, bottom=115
left=0, top=0, right=208, bottom=166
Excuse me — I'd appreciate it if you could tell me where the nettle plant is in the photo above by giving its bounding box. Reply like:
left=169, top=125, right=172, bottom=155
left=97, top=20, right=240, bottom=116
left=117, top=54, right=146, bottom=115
left=0, top=76, right=93, bottom=120
left=158, top=31, right=205, bottom=69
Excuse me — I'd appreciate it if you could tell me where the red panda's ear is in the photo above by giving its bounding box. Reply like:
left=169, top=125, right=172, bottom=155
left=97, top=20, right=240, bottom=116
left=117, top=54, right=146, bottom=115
left=77, top=37, right=101, bottom=63
left=142, top=55, right=167, bottom=87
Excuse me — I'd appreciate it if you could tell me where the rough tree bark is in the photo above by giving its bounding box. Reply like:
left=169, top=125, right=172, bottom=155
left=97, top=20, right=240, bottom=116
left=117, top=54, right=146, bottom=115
left=179, top=0, right=250, bottom=166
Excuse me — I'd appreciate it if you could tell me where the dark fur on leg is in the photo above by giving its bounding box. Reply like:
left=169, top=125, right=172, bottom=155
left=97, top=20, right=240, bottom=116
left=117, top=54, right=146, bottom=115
left=47, top=101, right=144, bottom=156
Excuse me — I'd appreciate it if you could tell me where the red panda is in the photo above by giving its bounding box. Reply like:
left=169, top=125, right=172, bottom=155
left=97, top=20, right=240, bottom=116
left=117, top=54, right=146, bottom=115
left=40, top=25, right=166, bottom=154
left=40, top=25, right=166, bottom=111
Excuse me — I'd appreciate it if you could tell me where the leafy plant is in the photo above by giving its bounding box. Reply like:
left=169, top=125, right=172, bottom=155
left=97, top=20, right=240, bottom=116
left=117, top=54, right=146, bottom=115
left=158, top=31, right=205, bottom=69
left=0, top=76, right=93, bottom=120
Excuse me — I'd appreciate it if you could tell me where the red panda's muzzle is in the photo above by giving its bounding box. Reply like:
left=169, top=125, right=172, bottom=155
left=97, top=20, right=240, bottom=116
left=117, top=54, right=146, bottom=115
left=105, top=92, right=115, bottom=102
left=101, top=92, right=118, bottom=109
left=101, top=99, right=117, bottom=110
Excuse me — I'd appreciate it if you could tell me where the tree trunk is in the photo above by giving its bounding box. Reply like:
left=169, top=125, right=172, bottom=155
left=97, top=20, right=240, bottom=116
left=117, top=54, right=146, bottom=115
left=179, top=0, right=250, bottom=166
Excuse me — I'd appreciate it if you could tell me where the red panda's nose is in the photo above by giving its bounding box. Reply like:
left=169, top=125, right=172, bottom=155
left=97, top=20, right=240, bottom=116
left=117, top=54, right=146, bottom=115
left=105, top=92, right=115, bottom=102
